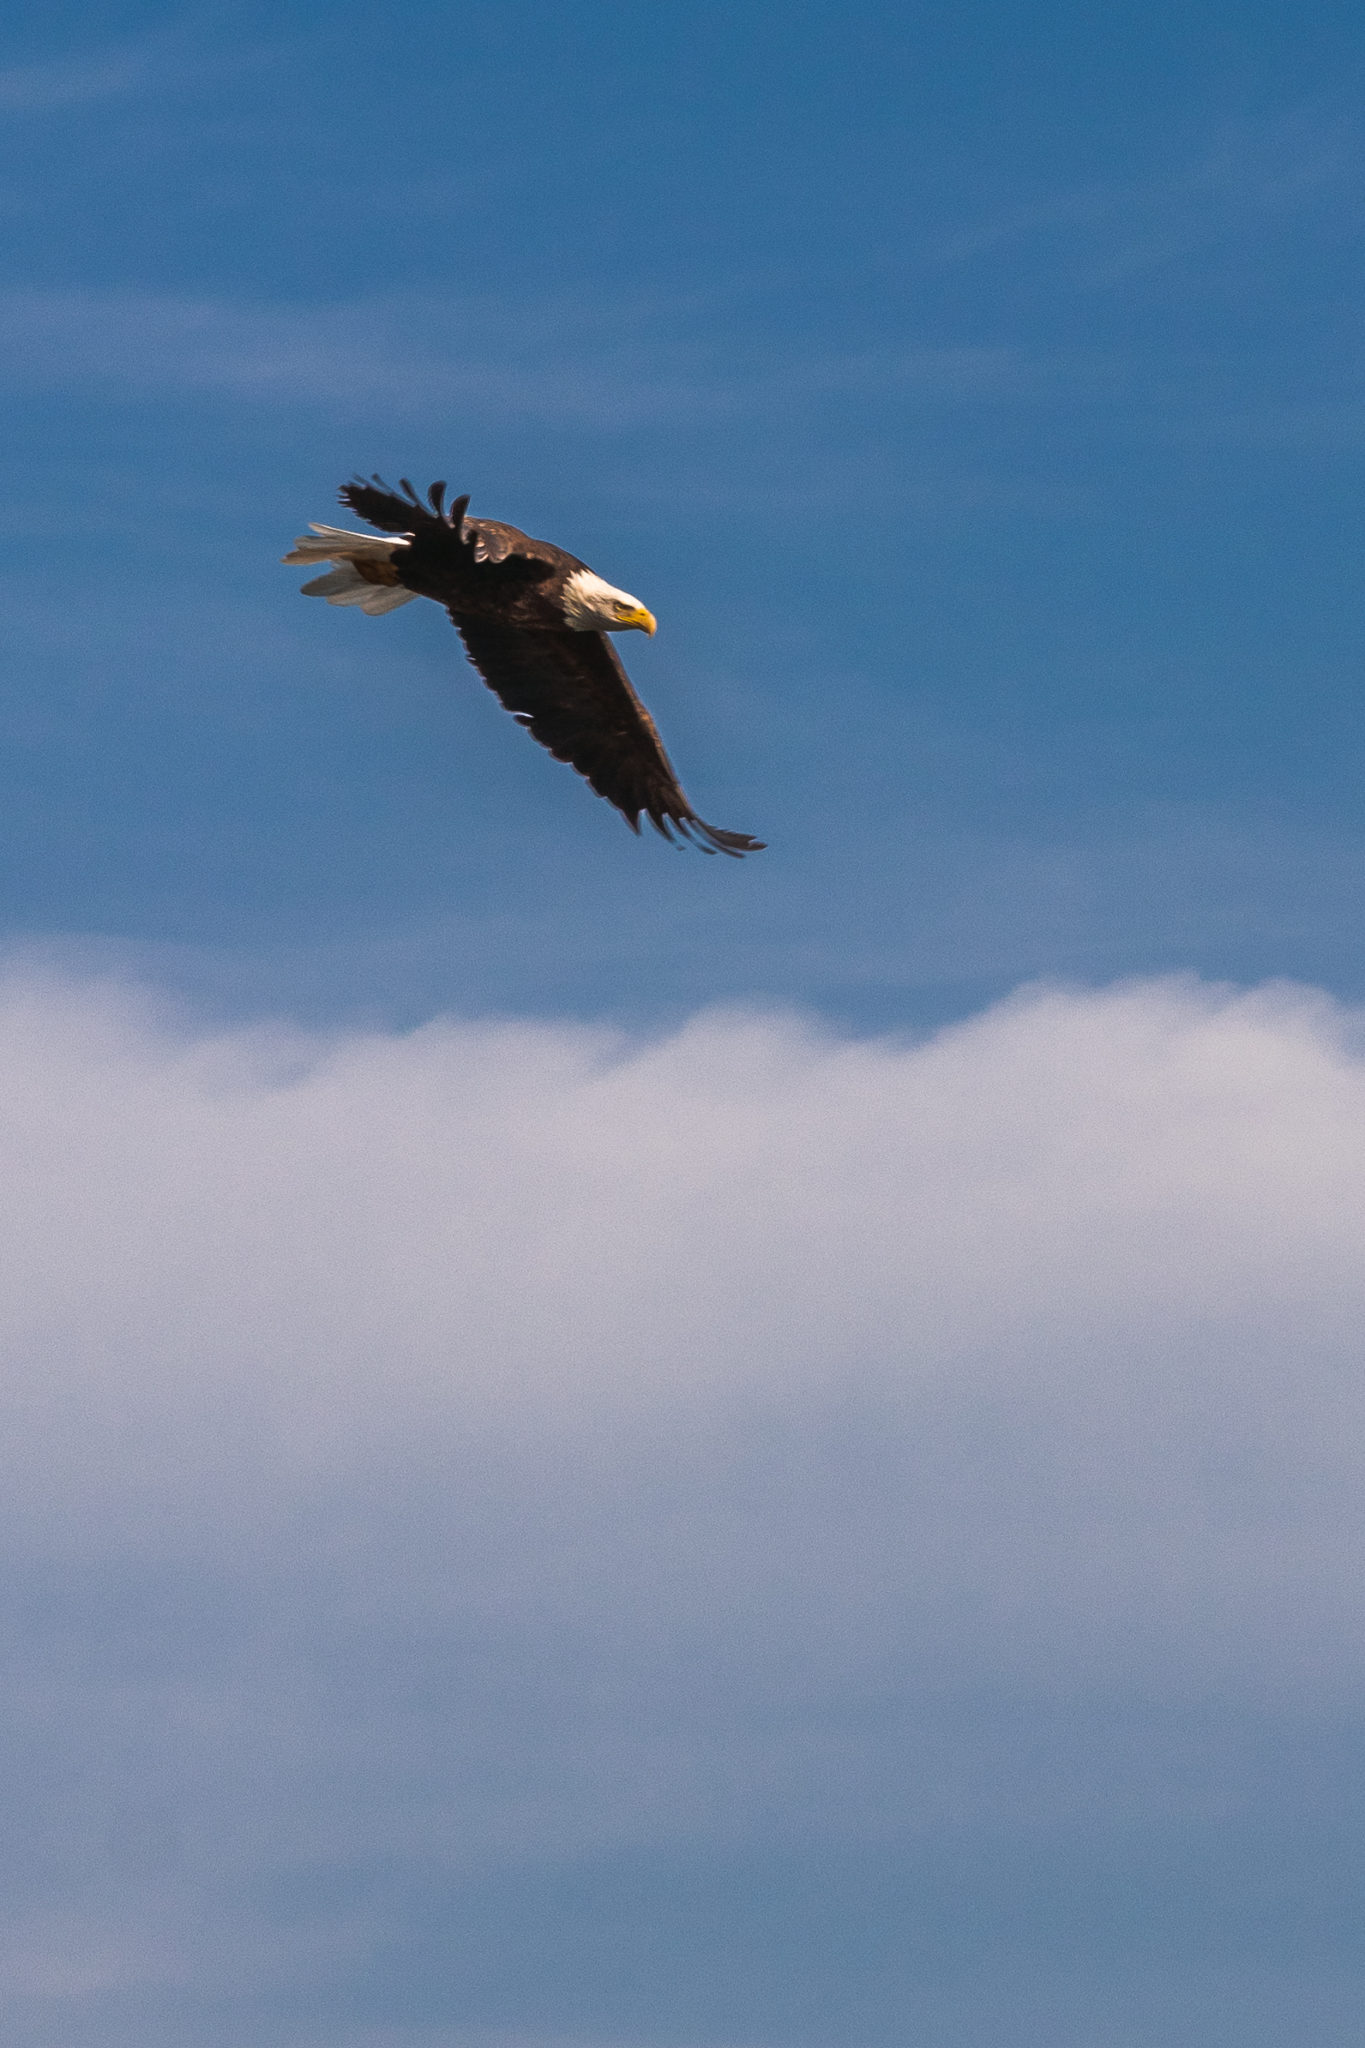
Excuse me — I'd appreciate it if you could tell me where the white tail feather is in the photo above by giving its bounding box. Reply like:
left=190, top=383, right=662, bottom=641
left=357, top=584, right=418, bottom=614
left=282, top=523, right=413, bottom=566
left=298, top=566, right=365, bottom=596
left=297, top=558, right=418, bottom=613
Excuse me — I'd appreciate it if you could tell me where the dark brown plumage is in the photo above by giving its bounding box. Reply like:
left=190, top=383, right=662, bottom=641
left=284, top=477, right=763, bottom=855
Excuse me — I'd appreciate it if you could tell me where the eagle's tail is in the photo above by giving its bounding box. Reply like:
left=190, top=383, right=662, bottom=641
left=281, top=524, right=419, bottom=616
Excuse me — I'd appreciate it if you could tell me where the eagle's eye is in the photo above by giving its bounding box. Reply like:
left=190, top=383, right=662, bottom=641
left=612, top=599, right=657, bottom=635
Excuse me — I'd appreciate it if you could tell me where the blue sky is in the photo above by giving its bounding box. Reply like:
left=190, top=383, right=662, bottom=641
left=6, top=0, right=1365, bottom=1025
left=4, top=4, right=1365, bottom=2044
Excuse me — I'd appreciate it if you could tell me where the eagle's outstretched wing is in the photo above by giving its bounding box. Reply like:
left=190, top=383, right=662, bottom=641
left=337, top=475, right=456, bottom=535
left=450, top=615, right=763, bottom=855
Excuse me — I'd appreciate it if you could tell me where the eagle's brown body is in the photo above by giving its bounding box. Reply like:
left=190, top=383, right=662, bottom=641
left=284, top=477, right=763, bottom=856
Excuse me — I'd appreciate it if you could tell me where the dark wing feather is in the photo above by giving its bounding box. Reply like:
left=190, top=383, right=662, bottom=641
left=338, top=476, right=563, bottom=584
left=337, top=475, right=444, bottom=534
left=450, top=616, right=763, bottom=856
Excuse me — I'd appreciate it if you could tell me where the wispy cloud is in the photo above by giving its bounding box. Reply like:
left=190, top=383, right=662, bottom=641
left=0, top=285, right=1045, bottom=423
left=0, top=25, right=241, bottom=114
left=944, top=109, right=1365, bottom=283
left=0, top=50, right=153, bottom=112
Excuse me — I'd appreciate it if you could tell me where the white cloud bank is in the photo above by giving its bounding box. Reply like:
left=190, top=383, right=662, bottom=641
left=1, top=967, right=1364, bottom=2041
left=1, top=966, right=1362, bottom=1680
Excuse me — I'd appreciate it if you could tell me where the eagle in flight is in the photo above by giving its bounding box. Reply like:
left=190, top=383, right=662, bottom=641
left=283, top=477, right=763, bottom=855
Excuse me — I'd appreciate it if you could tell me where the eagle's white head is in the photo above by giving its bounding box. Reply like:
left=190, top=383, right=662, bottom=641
left=561, top=568, right=657, bottom=636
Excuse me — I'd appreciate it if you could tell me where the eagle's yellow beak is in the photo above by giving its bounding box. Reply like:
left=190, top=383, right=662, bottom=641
left=622, top=605, right=657, bottom=636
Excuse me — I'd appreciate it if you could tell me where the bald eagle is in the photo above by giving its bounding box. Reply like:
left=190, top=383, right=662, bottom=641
left=282, top=477, right=763, bottom=856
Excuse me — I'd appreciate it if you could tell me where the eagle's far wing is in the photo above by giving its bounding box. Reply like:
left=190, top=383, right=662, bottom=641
left=449, top=616, right=763, bottom=856
left=336, top=476, right=559, bottom=576
left=337, top=475, right=443, bottom=534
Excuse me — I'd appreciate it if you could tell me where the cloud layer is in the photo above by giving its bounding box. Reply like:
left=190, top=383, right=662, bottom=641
left=2, top=967, right=1364, bottom=2044
left=0, top=284, right=1034, bottom=431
